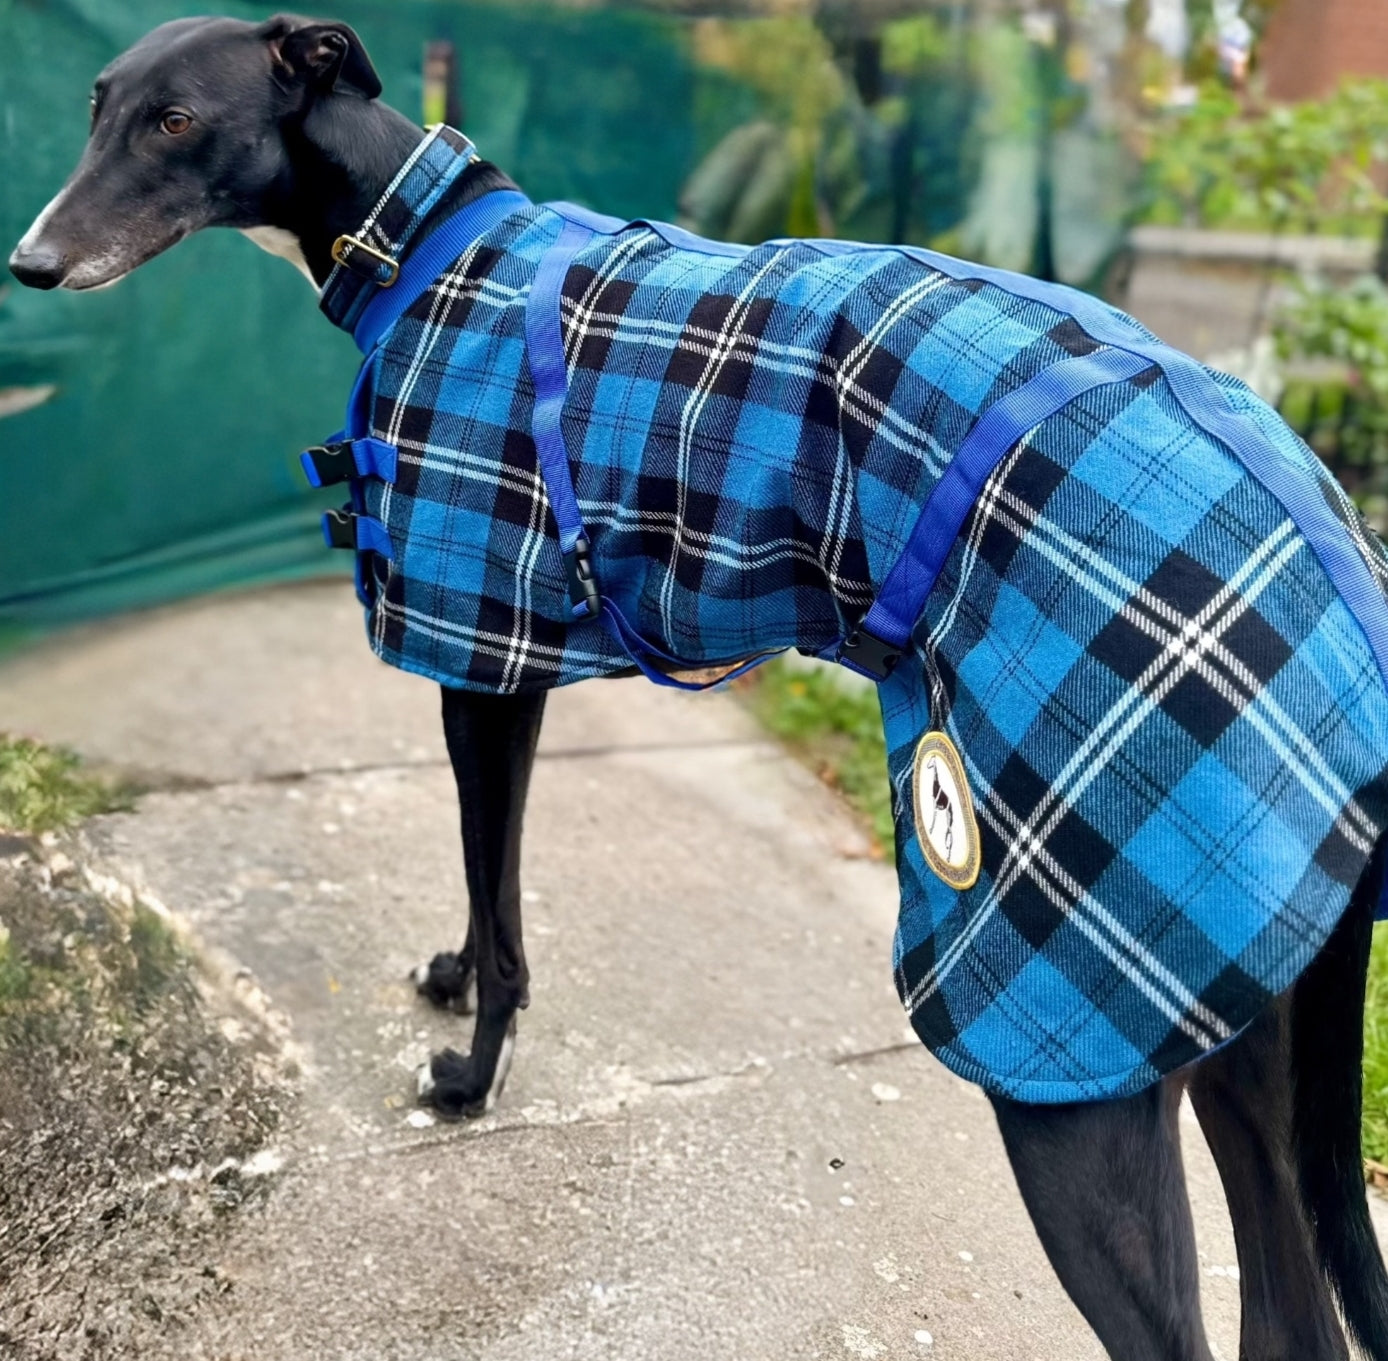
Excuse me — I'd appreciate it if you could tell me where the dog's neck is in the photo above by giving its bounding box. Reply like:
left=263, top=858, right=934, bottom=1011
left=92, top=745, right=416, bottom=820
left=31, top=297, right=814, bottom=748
left=258, top=99, right=513, bottom=288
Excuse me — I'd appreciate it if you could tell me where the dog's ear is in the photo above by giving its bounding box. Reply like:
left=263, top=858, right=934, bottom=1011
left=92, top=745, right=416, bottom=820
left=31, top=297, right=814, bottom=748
left=260, top=15, right=383, bottom=100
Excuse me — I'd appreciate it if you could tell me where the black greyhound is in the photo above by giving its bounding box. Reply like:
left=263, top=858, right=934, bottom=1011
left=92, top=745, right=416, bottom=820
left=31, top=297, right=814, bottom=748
left=11, top=17, right=1388, bottom=1359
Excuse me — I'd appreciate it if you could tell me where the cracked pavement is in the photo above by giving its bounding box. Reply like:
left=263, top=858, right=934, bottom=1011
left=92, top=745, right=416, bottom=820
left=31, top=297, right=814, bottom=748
left=2, top=581, right=1382, bottom=1360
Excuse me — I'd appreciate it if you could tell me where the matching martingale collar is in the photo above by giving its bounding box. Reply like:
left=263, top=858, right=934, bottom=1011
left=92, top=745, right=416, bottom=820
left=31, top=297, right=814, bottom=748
left=320, top=124, right=482, bottom=337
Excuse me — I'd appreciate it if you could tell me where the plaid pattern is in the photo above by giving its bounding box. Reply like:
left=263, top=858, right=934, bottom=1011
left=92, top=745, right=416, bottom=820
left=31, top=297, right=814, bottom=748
left=317, top=128, right=1388, bottom=1102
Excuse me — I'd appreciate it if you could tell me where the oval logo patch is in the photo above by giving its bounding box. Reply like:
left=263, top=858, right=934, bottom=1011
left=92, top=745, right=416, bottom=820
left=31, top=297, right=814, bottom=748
left=912, top=731, right=981, bottom=890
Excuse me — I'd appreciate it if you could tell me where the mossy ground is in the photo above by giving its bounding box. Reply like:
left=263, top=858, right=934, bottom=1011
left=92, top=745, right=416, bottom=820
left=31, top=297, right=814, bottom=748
left=0, top=733, right=132, bottom=836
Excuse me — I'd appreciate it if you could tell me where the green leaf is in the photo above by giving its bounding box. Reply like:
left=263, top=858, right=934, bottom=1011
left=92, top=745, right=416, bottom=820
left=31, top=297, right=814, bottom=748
left=0, top=734, right=132, bottom=834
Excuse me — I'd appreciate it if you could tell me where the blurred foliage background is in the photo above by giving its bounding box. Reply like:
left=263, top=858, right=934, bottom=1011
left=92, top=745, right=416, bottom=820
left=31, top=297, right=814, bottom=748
left=4, top=0, right=1388, bottom=640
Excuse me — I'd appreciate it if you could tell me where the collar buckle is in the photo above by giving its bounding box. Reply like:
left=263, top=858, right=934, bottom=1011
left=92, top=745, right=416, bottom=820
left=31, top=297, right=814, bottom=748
left=330, top=234, right=400, bottom=287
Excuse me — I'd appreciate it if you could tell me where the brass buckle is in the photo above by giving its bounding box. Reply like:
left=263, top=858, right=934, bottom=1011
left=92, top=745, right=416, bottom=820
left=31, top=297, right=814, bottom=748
left=330, top=234, right=400, bottom=287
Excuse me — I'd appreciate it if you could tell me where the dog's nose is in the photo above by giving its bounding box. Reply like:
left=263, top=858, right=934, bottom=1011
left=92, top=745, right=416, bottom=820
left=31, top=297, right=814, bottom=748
left=8, top=242, right=67, bottom=290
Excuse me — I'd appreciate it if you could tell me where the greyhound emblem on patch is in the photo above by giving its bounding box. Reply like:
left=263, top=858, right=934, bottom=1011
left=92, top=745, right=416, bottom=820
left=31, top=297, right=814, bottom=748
left=912, top=731, right=980, bottom=891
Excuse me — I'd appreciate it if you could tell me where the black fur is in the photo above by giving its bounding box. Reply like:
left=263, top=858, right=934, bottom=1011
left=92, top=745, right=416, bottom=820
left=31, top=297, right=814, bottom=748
left=992, top=1078, right=1213, bottom=1361
left=11, top=18, right=1388, bottom=1355
left=1189, top=995, right=1351, bottom=1359
left=1292, top=842, right=1388, bottom=1358
left=6, top=13, right=516, bottom=291
left=424, top=689, right=545, bottom=1119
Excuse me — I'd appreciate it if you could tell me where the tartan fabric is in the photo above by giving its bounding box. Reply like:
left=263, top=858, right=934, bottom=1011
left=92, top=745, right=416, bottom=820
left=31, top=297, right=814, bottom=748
left=316, top=127, right=1388, bottom=1103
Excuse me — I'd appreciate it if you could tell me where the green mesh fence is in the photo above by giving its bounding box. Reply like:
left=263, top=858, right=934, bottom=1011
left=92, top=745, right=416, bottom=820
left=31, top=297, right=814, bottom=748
left=0, top=1, right=720, bottom=642
left=0, top=0, right=1131, bottom=645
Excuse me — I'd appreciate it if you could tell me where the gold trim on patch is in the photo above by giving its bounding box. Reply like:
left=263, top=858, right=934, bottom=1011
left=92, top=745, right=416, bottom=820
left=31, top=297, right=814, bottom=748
left=912, top=731, right=981, bottom=891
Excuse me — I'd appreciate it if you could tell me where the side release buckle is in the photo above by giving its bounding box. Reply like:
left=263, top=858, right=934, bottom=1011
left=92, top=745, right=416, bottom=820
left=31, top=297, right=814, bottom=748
left=301, top=442, right=357, bottom=488
left=565, top=536, right=603, bottom=619
left=321, top=506, right=394, bottom=559
left=836, top=629, right=903, bottom=682
left=322, top=506, right=357, bottom=550
left=299, top=437, right=398, bottom=488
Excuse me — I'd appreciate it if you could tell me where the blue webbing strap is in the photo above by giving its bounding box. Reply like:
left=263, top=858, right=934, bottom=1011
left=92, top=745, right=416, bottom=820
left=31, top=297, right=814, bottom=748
left=598, top=598, right=781, bottom=691
left=527, top=208, right=788, bottom=690
left=335, top=357, right=386, bottom=607
left=546, top=202, right=631, bottom=235
left=524, top=218, right=598, bottom=558
left=845, top=347, right=1154, bottom=676
left=353, top=189, right=533, bottom=355
left=787, top=236, right=1388, bottom=693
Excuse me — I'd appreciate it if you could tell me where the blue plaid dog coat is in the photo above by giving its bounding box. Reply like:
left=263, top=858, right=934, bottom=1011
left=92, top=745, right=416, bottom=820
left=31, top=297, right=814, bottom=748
left=308, top=127, right=1388, bottom=1103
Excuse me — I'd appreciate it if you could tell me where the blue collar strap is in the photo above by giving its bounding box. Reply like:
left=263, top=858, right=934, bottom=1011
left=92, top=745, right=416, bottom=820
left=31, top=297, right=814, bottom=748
left=351, top=187, right=533, bottom=355
left=319, top=124, right=481, bottom=337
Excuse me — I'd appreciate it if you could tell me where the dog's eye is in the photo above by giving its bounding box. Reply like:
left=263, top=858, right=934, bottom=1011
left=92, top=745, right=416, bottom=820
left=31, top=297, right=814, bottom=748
left=159, top=110, right=193, bottom=136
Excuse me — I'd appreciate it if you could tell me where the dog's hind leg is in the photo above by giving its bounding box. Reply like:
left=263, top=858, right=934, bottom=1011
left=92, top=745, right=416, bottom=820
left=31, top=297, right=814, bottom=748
left=417, top=686, right=547, bottom=1119
left=1190, top=844, right=1388, bottom=1361
left=1186, top=994, right=1351, bottom=1361
left=990, top=1079, right=1214, bottom=1361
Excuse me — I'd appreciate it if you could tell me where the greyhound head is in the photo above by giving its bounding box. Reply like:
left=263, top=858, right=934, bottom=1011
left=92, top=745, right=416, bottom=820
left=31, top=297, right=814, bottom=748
left=8, top=14, right=383, bottom=291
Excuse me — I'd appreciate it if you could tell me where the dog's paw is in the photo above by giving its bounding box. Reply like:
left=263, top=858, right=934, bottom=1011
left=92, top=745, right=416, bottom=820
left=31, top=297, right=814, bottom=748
left=411, top=952, right=476, bottom=1014
left=417, top=1023, right=517, bottom=1122
left=418, top=1047, right=489, bottom=1121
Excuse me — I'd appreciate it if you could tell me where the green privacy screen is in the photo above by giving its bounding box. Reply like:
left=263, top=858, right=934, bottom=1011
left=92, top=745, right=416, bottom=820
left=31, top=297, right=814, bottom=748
left=0, top=0, right=709, bottom=639
left=0, top=1, right=1128, bottom=642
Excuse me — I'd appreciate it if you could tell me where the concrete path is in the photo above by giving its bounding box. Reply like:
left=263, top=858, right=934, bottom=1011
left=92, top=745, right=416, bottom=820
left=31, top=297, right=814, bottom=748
left=0, top=581, right=1360, bottom=1361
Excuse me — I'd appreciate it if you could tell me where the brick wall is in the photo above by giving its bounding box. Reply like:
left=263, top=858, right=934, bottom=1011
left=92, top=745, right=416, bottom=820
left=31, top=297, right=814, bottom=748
left=1261, top=0, right=1388, bottom=101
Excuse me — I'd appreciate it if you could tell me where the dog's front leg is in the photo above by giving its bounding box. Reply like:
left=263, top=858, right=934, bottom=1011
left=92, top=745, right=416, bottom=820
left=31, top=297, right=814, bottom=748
left=416, top=686, right=546, bottom=1119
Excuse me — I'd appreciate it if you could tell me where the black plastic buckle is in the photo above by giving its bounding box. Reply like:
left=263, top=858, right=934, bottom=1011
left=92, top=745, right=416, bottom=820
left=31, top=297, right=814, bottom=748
left=564, top=535, right=603, bottom=619
left=322, top=505, right=356, bottom=550
left=304, top=442, right=357, bottom=488
left=837, top=629, right=902, bottom=681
